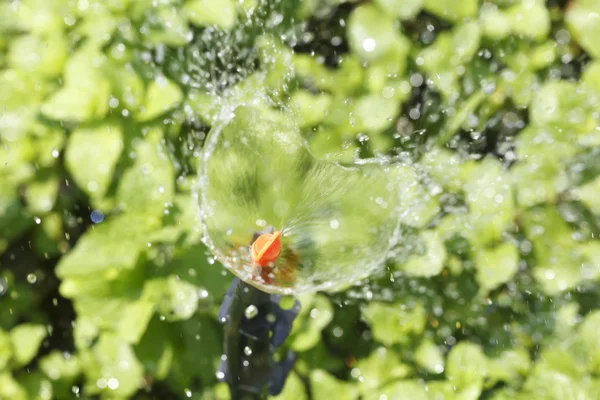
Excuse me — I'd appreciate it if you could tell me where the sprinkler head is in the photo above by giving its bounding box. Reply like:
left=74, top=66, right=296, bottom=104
left=252, top=231, right=282, bottom=267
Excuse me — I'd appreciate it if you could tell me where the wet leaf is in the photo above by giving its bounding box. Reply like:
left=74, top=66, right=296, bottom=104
left=65, top=124, right=123, bottom=200
left=56, top=213, right=160, bottom=278
left=39, top=351, right=81, bottom=382
left=0, top=330, right=12, bottom=371
left=137, top=77, right=183, bottom=122
left=415, top=339, right=445, bottom=374
left=374, top=0, right=423, bottom=20
left=423, top=0, right=478, bottom=22
left=271, top=371, right=308, bottom=400
left=310, top=370, right=359, bottom=400
left=290, top=294, right=333, bottom=352
left=348, top=4, right=410, bottom=63
left=446, top=342, right=488, bottom=390
left=10, top=324, right=47, bottom=367
left=566, top=0, right=600, bottom=59
left=475, top=242, right=519, bottom=295
left=355, top=347, right=411, bottom=391
left=364, top=380, right=428, bottom=400
left=184, top=0, right=237, bottom=30
left=362, top=302, right=426, bottom=346
left=116, top=128, right=174, bottom=214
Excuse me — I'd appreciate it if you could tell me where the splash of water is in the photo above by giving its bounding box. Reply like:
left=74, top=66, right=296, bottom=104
left=197, top=104, right=416, bottom=294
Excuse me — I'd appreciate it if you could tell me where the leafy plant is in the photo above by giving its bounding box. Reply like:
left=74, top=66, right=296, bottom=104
left=1, top=0, right=599, bottom=399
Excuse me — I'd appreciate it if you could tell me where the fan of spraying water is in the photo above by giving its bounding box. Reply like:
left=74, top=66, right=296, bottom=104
left=197, top=104, right=416, bottom=294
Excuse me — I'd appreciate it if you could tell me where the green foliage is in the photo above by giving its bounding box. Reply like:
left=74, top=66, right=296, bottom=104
left=1, top=0, right=599, bottom=399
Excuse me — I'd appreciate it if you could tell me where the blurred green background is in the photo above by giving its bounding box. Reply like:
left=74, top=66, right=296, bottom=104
left=1, top=0, right=600, bottom=399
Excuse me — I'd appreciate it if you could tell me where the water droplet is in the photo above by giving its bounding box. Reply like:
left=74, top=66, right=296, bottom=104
left=87, top=181, right=98, bottom=192
left=362, top=38, right=376, bottom=52
left=90, top=210, right=104, bottom=224
left=34, top=217, right=41, bottom=224
left=329, top=219, right=339, bottom=230
left=184, top=389, right=192, bottom=398
left=107, top=378, right=119, bottom=390
left=245, top=304, right=258, bottom=319
left=27, top=273, right=37, bottom=284
left=51, top=149, right=60, bottom=158
left=409, top=73, right=424, bottom=87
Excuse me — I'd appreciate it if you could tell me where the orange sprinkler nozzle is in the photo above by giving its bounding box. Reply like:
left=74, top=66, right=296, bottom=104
left=252, top=231, right=282, bottom=267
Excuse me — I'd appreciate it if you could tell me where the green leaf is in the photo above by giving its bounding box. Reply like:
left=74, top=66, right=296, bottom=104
left=0, top=330, right=12, bottom=371
left=417, top=21, right=481, bottom=99
left=39, top=351, right=81, bottom=382
left=10, top=324, right=47, bottom=367
left=362, top=302, right=426, bottom=346
left=521, top=206, right=596, bottom=294
left=41, top=44, right=111, bottom=122
left=505, top=0, right=550, bottom=41
left=290, top=294, right=333, bottom=352
left=137, top=77, right=183, bottom=122
left=400, top=230, right=447, bottom=277
left=154, top=276, right=201, bottom=321
left=64, top=124, right=123, bottom=200
left=169, top=316, right=222, bottom=388
left=529, top=81, right=599, bottom=139
left=474, top=242, right=519, bottom=295
left=310, top=370, right=359, bottom=400
left=24, top=178, right=59, bottom=215
left=134, top=316, right=174, bottom=380
left=117, top=298, right=155, bottom=344
left=353, top=93, right=400, bottom=133
left=523, top=368, right=588, bottom=400
left=487, top=349, right=531, bottom=387
left=460, top=157, right=514, bottom=246
left=566, top=0, right=600, bottom=59
left=578, top=311, right=600, bottom=373
left=85, top=333, right=144, bottom=397
left=348, top=5, right=410, bottom=63
left=415, top=339, right=445, bottom=374
left=0, top=373, right=27, bottom=400
left=374, top=0, right=423, bottom=20
left=446, top=342, right=488, bottom=390
left=572, top=175, right=600, bottom=215
left=423, top=0, right=478, bottom=22
left=582, top=61, right=600, bottom=92
left=8, top=33, right=68, bottom=77
left=41, top=84, right=111, bottom=122
left=56, top=213, right=159, bottom=278
left=355, top=347, right=411, bottom=391
left=364, top=380, right=428, bottom=400
left=184, top=0, right=237, bottom=30
left=271, top=372, right=308, bottom=400
left=290, top=91, right=332, bottom=129
left=139, top=5, right=191, bottom=47
left=17, top=372, right=53, bottom=400
left=116, top=128, right=175, bottom=214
